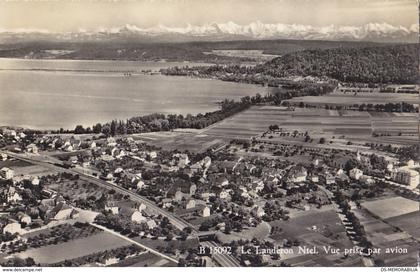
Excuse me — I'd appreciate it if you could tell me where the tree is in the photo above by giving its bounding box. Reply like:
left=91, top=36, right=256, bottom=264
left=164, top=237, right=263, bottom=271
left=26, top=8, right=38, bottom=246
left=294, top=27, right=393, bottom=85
left=166, top=233, right=174, bottom=241
left=74, top=125, right=85, bottom=134
left=319, top=138, right=326, bottom=144
left=110, top=120, right=116, bottom=136
left=93, top=123, right=102, bottom=134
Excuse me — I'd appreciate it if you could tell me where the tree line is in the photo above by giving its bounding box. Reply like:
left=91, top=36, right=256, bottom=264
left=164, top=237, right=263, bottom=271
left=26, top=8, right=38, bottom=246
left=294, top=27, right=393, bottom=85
left=289, top=101, right=418, bottom=113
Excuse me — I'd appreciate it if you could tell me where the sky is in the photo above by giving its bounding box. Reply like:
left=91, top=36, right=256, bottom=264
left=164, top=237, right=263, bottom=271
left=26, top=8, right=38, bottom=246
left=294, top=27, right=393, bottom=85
left=0, top=0, right=418, bottom=32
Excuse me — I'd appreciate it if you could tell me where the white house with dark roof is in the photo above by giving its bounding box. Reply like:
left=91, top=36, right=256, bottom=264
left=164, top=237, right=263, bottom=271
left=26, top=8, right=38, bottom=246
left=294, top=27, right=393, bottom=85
left=1, top=167, right=14, bottom=180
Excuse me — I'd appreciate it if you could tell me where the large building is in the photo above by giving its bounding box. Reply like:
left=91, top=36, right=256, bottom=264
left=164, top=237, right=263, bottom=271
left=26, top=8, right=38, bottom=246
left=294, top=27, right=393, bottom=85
left=349, top=168, right=363, bottom=180
left=391, top=168, right=420, bottom=189
left=0, top=167, right=14, bottom=180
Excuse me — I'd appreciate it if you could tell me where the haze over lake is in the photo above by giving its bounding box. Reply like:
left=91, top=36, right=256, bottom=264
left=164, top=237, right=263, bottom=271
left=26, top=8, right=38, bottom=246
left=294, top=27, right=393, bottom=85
left=0, top=58, right=269, bottom=130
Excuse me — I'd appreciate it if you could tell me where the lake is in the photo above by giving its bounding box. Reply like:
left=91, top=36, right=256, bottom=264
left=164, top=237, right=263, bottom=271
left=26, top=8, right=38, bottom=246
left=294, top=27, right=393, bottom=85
left=0, top=58, right=270, bottom=130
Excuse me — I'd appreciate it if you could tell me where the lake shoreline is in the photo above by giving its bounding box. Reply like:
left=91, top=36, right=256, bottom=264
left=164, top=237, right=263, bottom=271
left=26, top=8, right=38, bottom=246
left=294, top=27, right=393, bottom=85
left=0, top=58, right=270, bottom=131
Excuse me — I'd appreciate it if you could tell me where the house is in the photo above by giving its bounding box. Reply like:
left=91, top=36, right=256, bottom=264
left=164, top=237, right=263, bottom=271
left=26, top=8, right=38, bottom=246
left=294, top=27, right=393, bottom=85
left=240, top=186, right=250, bottom=199
left=0, top=153, right=7, bottom=161
left=320, top=173, right=335, bottom=185
left=189, top=184, right=197, bottom=195
left=202, top=156, right=212, bottom=169
left=174, top=153, right=189, bottom=168
left=216, top=222, right=226, bottom=231
left=332, top=157, right=350, bottom=169
left=1, top=167, right=14, bottom=180
left=64, top=145, right=74, bottom=152
left=309, top=175, right=319, bottom=183
left=148, top=151, right=157, bottom=160
left=26, top=143, right=38, bottom=154
left=114, top=167, right=124, bottom=175
left=252, top=180, right=265, bottom=192
left=54, top=195, right=66, bottom=205
left=243, top=260, right=252, bottom=266
left=3, top=222, right=23, bottom=235
left=107, top=137, right=117, bottom=147
left=131, top=211, right=146, bottom=223
left=30, top=176, right=40, bottom=186
left=201, top=206, right=211, bottom=217
left=359, top=175, right=375, bottom=184
left=138, top=203, right=147, bottom=212
left=219, top=189, right=230, bottom=199
left=215, top=177, right=229, bottom=187
left=53, top=204, right=78, bottom=220
left=7, top=187, right=22, bottom=202
left=406, top=160, right=417, bottom=168
left=336, top=173, right=350, bottom=183
left=349, top=168, right=363, bottom=180
left=174, top=190, right=186, bottom=203
left=104, top=257, right=119, bottom=266
left=251, top=205, right=265, bottom=218
left=146, top=219, right=157, bottom=229
left=100, top=154, right=114, bottom=162
left=289, top=166, right=307, bottom=183
left=17, top=212, right=32, bottom=225
left=111, top=147, right=119, bottom=157
left=185, top=199, right=196, bottom=209
left=90, top=141, right=97, bottom=149
left=104, top=173, right=114, bottom=181
left=116, top=150, right=126, bottom=159
left=105, top=204, right=119, bottom=215
left=200, top=192, right=210, bottom=201
left=162, top=199, right=173, bottom=209
left=136, top=180, right=145, bottom=190
left=41, top=188, right=58, bottom=199
left=4, top=129, right=16, bottom=137
left=69, top=156, right=78, bottom=164
left=391, top=168, right=420, bottom=189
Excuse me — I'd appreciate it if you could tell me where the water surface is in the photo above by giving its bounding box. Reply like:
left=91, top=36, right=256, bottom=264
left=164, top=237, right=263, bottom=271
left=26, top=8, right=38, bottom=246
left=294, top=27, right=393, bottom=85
left=0, top=58, right=269, bottom=130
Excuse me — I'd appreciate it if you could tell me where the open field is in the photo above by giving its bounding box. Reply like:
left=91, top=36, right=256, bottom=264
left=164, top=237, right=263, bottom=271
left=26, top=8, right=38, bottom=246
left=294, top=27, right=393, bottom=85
left=9, top=164, right=57, bottom=177
left=198, top=106, right=418, bottom=141
left=268, top=207, right=363, bottom=266
left=135, top=106, right=417, bottom=153
left=285, top=93, right=419, bottom=106
left=113, top=252, right=175, bottom=267
left=0, top=159, right=33, bottom=169
left=269, top=207, right=347, bottom=241
left=132, top=131, right=225, bottom=153
left=132, top=106, right=417, bottom=153
left=386, top=211, right=420, bottom=240
left=216, top=222, right=271, bottom=244
left=352, top=204, right=419, bottom=266
left=361, top=197, right=419, bottom=220
left=132, top=237, right=200, bottom=253
left=13, top=232, right=132, bottom=264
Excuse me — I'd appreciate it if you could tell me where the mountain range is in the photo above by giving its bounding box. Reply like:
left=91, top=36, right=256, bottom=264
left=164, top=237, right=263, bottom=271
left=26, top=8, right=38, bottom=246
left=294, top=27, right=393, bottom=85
left=0, top=21, right=418, bottom=43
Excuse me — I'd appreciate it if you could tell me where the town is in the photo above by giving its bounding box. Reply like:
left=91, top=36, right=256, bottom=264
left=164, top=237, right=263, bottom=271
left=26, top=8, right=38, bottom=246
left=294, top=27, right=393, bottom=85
left=0, top=79, right=418, bottom=266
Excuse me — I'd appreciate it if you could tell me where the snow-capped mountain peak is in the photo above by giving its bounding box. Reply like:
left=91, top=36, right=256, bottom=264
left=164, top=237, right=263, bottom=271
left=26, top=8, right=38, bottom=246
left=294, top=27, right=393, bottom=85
left=0, top=21, right=417, bottom=43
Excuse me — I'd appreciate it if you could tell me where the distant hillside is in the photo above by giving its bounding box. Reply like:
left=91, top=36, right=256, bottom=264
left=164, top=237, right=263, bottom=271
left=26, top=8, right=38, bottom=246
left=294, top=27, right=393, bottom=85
left=0, top=39, right=386, bottom=63
left=257, top=44, right=419, bottom=84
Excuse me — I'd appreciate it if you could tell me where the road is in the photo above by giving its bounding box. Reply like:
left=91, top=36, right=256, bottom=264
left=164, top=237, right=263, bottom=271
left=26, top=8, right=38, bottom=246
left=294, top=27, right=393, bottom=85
left=6, top=151, right=240, bottom=267
left=317, top=185, right=374, bottom=267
